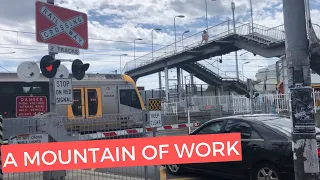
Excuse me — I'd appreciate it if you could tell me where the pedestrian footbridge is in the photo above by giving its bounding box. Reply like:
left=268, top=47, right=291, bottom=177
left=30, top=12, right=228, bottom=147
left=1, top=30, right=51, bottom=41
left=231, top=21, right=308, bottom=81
left=123, top=20, right=320, bottom=95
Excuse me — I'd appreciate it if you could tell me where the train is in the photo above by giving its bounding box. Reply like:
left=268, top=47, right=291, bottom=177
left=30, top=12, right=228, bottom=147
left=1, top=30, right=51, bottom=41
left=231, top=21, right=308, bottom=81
left=0, top=72, right=145, bottom=133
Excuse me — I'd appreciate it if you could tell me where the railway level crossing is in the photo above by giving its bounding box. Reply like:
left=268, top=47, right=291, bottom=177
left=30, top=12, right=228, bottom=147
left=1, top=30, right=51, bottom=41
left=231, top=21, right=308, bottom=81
left=6, top=1, right=91, bottom=179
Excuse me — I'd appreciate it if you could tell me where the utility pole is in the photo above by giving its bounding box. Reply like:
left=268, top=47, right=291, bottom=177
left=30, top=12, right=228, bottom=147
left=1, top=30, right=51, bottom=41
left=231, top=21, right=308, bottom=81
left=231, top=2, right=239, bottom=81
left=283, top=0, right=320, bottom=179
left=249, top=0, right=254, bottom=33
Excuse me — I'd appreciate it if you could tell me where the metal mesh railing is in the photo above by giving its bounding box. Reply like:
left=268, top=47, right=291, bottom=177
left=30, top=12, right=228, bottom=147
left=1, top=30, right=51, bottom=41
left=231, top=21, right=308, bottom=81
left=161, top=93, right=299, bottom=116
left=2, top=111, right=200, bottom=179
left=123, top=20, right=233, bottom=72
left=122, top=20, right=290, bottom=77
left=123, top=21, right=320, bottom=79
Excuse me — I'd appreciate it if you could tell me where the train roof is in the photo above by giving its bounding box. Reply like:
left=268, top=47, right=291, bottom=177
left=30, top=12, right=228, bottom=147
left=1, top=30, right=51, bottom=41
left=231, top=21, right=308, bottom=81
left=0, top=73, right=126, bottom=82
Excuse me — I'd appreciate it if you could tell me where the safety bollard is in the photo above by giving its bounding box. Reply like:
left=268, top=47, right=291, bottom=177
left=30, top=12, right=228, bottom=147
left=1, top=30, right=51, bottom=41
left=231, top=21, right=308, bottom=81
left=0, top=115, right=3, bottom=180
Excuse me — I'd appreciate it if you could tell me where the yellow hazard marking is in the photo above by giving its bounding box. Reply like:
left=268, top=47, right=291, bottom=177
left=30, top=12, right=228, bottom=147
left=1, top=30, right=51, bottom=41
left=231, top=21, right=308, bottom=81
left=148, top=98, right=162, bottom=111
left=160, top=167, right=166, bottom=180
left=160, top=166, right=195, bottom=180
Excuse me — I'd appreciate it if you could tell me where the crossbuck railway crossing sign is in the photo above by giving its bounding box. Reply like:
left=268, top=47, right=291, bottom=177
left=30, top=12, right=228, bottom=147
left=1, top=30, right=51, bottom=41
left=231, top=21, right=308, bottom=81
left=35, top=1, right=88, bottom=49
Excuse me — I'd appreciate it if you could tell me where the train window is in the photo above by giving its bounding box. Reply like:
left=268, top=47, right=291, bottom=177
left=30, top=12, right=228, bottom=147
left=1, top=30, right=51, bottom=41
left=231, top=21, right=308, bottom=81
left=1, top=87, right=14, bottom=94
left=0, top=82, right=49, bottom=118
left=23, top=87, right=31, bottom=93
left=120, top=89, right=142, bottom=110
left=72, top=90, right=82, bottom=116
left=87, top=89, right=98, bottom=116
left=22, top=86, right=42, bottom=93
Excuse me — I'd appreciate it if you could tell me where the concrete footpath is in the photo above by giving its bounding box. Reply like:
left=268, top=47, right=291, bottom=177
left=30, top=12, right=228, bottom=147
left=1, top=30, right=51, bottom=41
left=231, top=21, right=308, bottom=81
left=4, top=170, right=145, bottom=180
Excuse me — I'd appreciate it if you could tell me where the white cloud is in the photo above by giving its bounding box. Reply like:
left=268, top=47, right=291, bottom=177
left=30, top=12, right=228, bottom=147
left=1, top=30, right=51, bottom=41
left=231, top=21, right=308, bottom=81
left=0, top=0, right=316, bottom=91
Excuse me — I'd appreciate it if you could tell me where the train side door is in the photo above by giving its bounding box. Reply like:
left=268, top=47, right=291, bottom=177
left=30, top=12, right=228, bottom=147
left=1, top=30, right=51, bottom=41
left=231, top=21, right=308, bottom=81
left=67, top=88, right=85, bottom=119
left=84, top=88, right=102, bottom=119
left=67, top=87, right=102, bottom=119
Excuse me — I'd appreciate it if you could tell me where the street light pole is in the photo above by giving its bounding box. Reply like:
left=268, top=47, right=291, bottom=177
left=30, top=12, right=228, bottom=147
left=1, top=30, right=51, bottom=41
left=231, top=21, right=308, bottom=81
left=231, top=1, right=239, bottom=81
left=119, top=54, right=128, bottom=74
left=242, top=61, right=250, bottom=81
left=249, top=0, right=254, bottom=33
left=205, top=0, right=216, bottom=31
left=181, top=30, right=189, bottom=99
left=151, top=28, right=162, bottom=97
left=134, top=38, right=143, bottom=68
left=174, top=15, right=185, bottom=52
left=205, top=0, right=208, bottom=31
left=181, top=30, right=190, bottom=48
left=151, top=28, right=161, bottom=60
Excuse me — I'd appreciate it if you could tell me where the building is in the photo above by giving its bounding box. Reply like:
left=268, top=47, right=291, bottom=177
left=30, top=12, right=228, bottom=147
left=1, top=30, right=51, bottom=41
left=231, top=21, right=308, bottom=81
left=254, top=64, right=279, bottom=93
left=256, top=60, right=320, bottom=94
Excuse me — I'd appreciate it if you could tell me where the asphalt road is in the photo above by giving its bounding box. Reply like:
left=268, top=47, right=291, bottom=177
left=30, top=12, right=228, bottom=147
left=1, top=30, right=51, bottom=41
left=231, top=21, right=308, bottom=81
left=92, top=166, right=229, bottom=180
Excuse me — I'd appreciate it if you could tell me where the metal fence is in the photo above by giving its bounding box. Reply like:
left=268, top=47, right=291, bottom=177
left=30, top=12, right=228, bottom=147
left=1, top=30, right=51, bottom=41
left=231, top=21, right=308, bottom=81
left=2, top=111, right=200, bottom=180
left=161, top=92, right=320, bottom=116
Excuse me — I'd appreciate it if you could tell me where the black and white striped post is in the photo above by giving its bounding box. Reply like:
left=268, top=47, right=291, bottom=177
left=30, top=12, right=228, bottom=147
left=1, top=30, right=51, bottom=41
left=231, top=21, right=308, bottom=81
left=0, top=115, right=3, bottom=180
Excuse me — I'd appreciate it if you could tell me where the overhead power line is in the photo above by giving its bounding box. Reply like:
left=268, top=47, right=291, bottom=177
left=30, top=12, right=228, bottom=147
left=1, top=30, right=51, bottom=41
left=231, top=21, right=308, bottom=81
left=0, top=28, right=174, bottom=47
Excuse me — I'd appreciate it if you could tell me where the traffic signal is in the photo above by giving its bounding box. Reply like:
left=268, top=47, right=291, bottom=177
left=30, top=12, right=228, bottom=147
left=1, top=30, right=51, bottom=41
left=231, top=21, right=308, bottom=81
left=40, top=55, right=61, bottom=78
left=72, top=59, right=90, bottom=80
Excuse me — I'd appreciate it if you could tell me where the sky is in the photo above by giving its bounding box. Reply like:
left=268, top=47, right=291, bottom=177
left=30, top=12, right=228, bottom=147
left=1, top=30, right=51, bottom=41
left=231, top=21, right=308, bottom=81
left=0, top=0, right=320, bottom=90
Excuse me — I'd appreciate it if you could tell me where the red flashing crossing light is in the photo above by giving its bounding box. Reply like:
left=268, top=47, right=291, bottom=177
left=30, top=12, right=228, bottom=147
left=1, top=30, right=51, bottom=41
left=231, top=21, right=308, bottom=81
left=46, top=64, right=53, bottom=72
left=40, top=55, right=61, bottom=78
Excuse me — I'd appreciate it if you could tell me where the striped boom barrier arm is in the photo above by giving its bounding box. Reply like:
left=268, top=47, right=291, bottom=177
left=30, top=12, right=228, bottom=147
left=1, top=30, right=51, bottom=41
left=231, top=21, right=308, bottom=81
left=0, top=115, right=3, bottom=180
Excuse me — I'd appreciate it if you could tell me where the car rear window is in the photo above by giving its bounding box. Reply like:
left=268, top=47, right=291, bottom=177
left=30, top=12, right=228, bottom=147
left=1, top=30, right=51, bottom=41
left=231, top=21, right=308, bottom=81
left=256, top=116, right=320, bottom=136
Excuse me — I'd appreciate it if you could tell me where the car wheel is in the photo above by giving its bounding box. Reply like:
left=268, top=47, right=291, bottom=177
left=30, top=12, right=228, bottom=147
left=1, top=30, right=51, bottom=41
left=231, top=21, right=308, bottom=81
left=166, top=164, right=183, bottom=175
left=252, top=163, right=282, bottom=180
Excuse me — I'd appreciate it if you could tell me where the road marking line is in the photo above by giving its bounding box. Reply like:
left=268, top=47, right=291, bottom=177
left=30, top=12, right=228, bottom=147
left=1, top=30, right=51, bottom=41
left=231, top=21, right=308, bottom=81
left=160, top=166, right=166, bottom=180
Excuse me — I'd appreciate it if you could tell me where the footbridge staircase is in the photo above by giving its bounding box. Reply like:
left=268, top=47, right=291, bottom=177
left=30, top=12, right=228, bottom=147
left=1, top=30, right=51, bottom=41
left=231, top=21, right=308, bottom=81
left=123, top=20, right=320, bottom=94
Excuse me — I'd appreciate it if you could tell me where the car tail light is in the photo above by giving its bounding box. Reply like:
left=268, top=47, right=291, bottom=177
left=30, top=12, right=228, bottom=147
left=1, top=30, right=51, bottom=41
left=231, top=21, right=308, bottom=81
left=194, top=122, right=200, bottom=127
left=317, top=142, right=320, bottom=157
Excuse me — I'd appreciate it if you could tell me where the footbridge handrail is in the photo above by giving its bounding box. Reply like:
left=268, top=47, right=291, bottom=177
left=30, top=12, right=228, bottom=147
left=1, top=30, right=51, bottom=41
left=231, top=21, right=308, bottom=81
left=123, top=21, right=288, bottom=73
left=123, top=20, right=234, bottom=72
left=123, top=20, right=320, bottom=78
